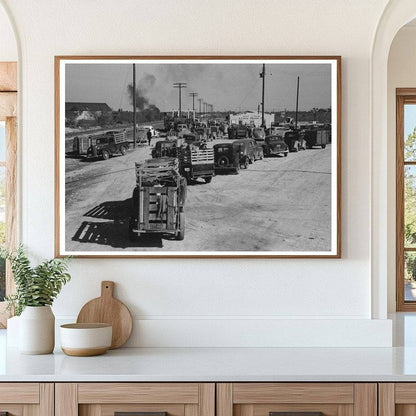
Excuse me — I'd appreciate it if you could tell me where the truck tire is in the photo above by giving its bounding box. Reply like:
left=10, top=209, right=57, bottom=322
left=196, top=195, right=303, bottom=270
left=176, top=212, right=185, bottom=241
left=120, top=145, right=127, bottom=155
left=185, top=172, right=192, bottom=185
left=131, top=187, right=140, bottom=212
left=241, top=157, right=249, bottom=169
left=217, top=155, right=229, bottom=167
left=284, top=153, right=288, bottom=157
left=102, top=150, right=110, bottom=160
left=321, top=144, right=326, bottom=149
left=205, top=176, right=212, bottom=184
left=128, top=217, right=138, bottom=241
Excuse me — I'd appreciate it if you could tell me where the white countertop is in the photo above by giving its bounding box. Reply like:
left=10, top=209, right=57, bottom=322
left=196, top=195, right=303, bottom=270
left=1, top=328, right=416, bottom=382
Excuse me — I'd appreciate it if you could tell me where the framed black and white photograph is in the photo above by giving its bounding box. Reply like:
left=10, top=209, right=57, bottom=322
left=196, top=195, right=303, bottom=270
left=55, top=56, right=341, bottom=258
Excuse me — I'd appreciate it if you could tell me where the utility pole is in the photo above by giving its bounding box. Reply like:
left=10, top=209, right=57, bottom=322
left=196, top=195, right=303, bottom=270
left=173, top=82, right=187, bottom=117
left=198, top=98, right=203, bottom=116
left=189, top=92, right=198, bottom=120
left=295, top=76, right=300, bottom=130
left=189, top=92, right=198, bottom=111
left=133, top=63, right=136, bottom=149
left=260, top=63, right=265, bottom=128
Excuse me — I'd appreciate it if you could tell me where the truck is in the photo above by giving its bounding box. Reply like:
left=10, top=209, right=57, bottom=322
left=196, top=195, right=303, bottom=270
left=128, top=158, right=187, bottom=241
left=271, top=127, right=305, bottom=152
left=151, top=140, right=179, bottom=158
left=228, top=124, right=250, bottom=140
left=86, top=130, right=129, bottom=160
left=179, top=143, right=215, bottom=184
left=303, top=128, right=331, bottom=149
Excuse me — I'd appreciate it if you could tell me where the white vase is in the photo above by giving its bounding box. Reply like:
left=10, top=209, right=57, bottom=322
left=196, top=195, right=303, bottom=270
left=6, top=315, right=20, bottom=347
left=19, top=306, right=55, bottom=354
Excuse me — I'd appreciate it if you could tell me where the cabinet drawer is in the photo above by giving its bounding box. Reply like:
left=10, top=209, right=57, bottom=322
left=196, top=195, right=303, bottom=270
left=0, top=383, right=53, bottom=416
left=56, top=383, right=215, bottom=416
left=217, top=383, right=376, bottom=416
left=379, top=383, right=416, bottom=416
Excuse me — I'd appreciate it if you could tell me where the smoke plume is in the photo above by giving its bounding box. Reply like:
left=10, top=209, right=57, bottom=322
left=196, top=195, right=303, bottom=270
left=128, top=73, right=156, bottom=111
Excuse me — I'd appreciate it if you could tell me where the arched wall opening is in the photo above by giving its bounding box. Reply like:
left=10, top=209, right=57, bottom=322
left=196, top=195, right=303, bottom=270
left=387, top=19, right=416, bottom=313
left=372, top=0, right=416, bottom=320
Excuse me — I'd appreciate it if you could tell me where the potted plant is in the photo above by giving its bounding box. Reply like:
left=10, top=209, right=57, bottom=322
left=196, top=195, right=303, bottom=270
left=2, top=246, right=71, bottom=354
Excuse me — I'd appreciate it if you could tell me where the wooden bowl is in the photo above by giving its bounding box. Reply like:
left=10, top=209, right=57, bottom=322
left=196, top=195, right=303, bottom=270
left=60, top=323, right=112, bottom=357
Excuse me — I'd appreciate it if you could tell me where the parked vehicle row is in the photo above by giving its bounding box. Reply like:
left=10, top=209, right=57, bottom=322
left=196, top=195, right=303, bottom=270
left=228, top=124, right=330, bottom=152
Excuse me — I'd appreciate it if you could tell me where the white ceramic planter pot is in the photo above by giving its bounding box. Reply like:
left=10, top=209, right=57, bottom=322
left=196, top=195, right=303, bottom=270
left=19, top=306, right=55, bottom=354
left=6, top=315, right=20, bottom=347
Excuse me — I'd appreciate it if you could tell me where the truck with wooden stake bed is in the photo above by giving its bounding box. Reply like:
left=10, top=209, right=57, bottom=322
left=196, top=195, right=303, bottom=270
left=179, top=142, right=215, bottom=184
left=86, top=130, right=129, bottom=160
left=303, top=127, right=330, bottom=149
left=128, top=158, right=187, bottom=241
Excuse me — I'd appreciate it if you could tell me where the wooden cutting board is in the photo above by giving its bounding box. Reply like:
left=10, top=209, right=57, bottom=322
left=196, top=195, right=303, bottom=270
left=76, top=281, right=133, bottom=349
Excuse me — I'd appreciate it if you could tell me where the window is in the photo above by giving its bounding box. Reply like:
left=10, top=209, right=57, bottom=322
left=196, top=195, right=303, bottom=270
left=0, top=61, right=17, bottom=327
left=0, top=121, right=5, bottom=301
left=396, top=90, right=416, bottom=310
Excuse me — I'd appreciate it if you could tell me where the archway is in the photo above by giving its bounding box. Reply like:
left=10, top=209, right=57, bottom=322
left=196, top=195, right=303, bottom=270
left=371, top=0, right=416, bottom=320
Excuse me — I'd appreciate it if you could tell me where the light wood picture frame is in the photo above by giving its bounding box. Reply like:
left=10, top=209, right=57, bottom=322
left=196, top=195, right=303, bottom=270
left=55, top=56, right=341, bottom=258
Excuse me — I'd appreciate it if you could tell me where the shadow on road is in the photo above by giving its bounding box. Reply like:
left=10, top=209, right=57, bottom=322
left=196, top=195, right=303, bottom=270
left=71, top=220, right=164, bottom=249
left=84, top=199, right=132, bottom=220
left=73, top=198, right=174, bottom=248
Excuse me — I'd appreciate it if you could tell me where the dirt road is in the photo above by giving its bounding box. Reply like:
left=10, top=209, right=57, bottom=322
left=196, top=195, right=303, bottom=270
left=65, top=141, right=332, bottom=253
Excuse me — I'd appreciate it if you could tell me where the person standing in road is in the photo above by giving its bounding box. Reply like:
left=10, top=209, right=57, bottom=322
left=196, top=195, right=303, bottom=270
left=147, top=129, right=152, bottom=146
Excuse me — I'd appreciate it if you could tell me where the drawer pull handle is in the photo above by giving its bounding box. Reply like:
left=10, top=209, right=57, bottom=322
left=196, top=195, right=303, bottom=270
left=270, top=413, right=324, bottom=416
left=115, top=412, right=167, bottom=416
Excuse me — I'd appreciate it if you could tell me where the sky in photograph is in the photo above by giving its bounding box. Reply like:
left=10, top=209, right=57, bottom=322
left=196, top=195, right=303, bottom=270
left=65, top=61, right=332, bottom=113
left=405, top=104, right=416, bottom=139
left=0, top=122, right=5, bottom=160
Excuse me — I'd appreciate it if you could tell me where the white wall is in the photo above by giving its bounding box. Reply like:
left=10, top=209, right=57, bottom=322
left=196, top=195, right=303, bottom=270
left=0, top=4, right=17, bottom=61
left=0, top=0, right=393, bottom=346
left=387, top=25, right=416, bottom=312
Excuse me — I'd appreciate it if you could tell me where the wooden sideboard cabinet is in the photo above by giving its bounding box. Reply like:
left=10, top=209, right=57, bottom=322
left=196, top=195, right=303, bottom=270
left=217, top=383, right=377, bottom=416
left=0, top=381, right=391, bottom=416
left=0, top=383, right=53, bottom=416
left=379, top=383, right=416, bottom=416
left=55, top=383, right=215, bottom=416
